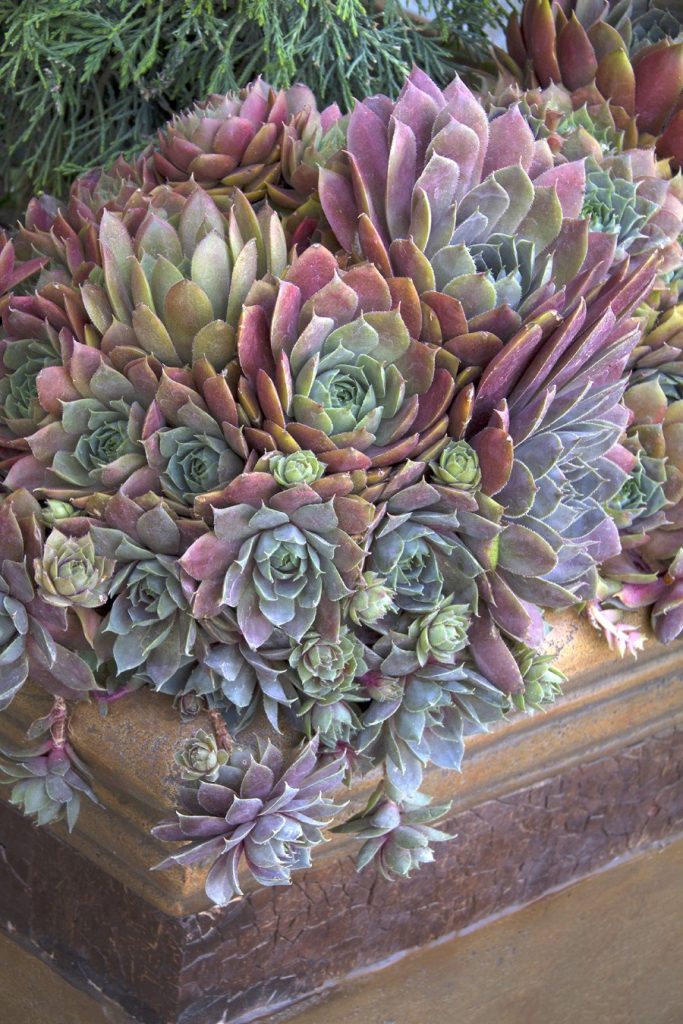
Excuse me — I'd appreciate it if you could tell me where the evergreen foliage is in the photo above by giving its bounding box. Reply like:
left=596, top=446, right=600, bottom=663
left=0, top=0, right=510, bottom=214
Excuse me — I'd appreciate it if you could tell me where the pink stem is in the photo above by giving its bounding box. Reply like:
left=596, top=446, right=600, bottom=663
left=208, top=708, right=233, bottom=754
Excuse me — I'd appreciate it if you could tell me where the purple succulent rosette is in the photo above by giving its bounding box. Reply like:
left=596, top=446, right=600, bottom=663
left=181, top=471, right=372, bottom=648
left=153, top=736, right=345, bottom=905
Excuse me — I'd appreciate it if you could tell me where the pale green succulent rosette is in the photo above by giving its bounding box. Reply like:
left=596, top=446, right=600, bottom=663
left=174, top=729, right=229, bottom=782
left=347, top=571, right=397, bottom=627
left=288, top=628, right=366, bottom=703
left=510, top=643, right=566, bottom=713
left=429, top=440, right=481, bottom=492
left=408, top=597, right=471, bottom=667
left=34, top=529, right=116, bottom=609
left=257, top=449, right=326, bottom=488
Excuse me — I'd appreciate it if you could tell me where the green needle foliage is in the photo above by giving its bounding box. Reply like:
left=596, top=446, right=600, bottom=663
left=0, top=0, right=510, bottom=216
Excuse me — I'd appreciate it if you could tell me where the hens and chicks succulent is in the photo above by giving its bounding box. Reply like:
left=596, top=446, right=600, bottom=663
left=2, top=37, right=683, bottom=904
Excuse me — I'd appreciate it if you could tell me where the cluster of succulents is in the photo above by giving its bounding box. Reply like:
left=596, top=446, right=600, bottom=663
left=497, top=0, right=683, bottom=164
left=1, top=42, right=683, bottom=906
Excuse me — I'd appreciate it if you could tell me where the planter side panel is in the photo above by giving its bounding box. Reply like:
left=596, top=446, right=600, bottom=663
left=180, top=723, right=682, bottom=1022
left=0, top=799, right=185, bottom=1024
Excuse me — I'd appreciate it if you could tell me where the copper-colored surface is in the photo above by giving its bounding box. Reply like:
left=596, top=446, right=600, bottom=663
left=2, top=835, right=681, bottom=1024
left=269, top=836, right=683, bottom=1024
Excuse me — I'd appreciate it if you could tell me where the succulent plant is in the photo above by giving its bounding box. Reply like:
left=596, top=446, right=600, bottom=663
left=88, top=494, right=210, bottom=686
left=581, top=157, right=657, bottom=258
left=0, top=285, right=90, bottom=480
left=0, top=699, right=99, bottom=831
left=0, top=331, right=61, bottom=445
left=288, top=628, right=366, bottom=702
left=175, top=729, right=229, bottom=782
left=5, top=339, right=153, bottom=499
left=347, top=572, right=397, bottom=627
left=584, top=153, right=682, bottom=275
left=4, top=60, right=682, bottom=902
left=319, top=68, right=595, bottom=348
left=151, top=80, right=341, bottom=212
left=258, top=449, right=326, bottom=488
left=34, top=529, right=116, bottom=609
left=186, top=609, right=294, bottom=731
left=0, top=490, right=98, bottom=710
left=303, top=699, right=360, bottom=749
left=499, top=0, right=683, bottom=163
left=153, top=737, right=345, bottom=905
left=80, top=185, right=286, bottom=371
left=510, top=643, right=566, bottom=712
left=17, top=152, right=157, bottom=281
left=335, top=787, right=453, bottom=879
left=236, top=245, right=458, bottom=471
left=181, top=473, right=372, bottom=649
left=628, top=303, right=683, bottom=400
left=408, top=597, right=471, bottom=667
left=429, top=440, right=482, bottom=492
left=358, top=656, right=507, bottom=796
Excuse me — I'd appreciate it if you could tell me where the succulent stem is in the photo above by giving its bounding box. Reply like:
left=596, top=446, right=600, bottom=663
left=208, top=707, right=233, bottom=754
left=50, top=696, right=68, bottom=749
left=93, top=685, right=134, bottom=706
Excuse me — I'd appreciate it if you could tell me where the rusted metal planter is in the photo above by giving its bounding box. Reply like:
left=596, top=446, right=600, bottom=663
left=1, top=611, right=682, bottom=1023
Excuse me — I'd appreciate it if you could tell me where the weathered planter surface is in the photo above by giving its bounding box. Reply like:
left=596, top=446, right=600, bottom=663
left=1, top=610, right=682, bottom=1023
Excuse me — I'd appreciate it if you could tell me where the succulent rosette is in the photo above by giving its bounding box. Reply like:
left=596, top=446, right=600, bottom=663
left=357, top=656, right=507, bottom=796
left=153, top=737, right=345, bottom=905
left=429, top=439, right=482, bottom=491
left=0, top=284, right=89, bottom=480
left=368, top=479, right=483, bottom=616
left=0, top=315, right=61, bottom=453
left=347, top=571, right=397, bottom=627
left=4, top=336, right=153, bottom=498
left=510, top=642, right=566, bottom=712
left=34, top=529, right=115, bottom=609
left=16, top=151, right=158, bottom=283
left=602, top=379, right=683, bottom=579
left=174, top=729, right=229, bottom=782
left=319, top=68, right=596, bottom=347
left=236, top=244, right=458, bottom=472
left=256, top=449, right=326, bottom=488
left=499, top=0, right=683, bottom=163
left=0, top=490, right=99, bottom=710
left=181, top=472, right=372, bottom=649
left=288, top=627, right=366, bottom=703
left=628, top=302, right=683, bottom=399
left=581, top=153, right=683, bottom=270
left=5, top=334, right=250, bottom=511
left=151, top=80, right=342, bottom=212
left=0, top=736, right=99, bottom=832
left=79, top=184, right=286, bottom=371
left=87, top=494, right=213, bottom=686
left=142, top=360, right=249, bottom=510
left=334, top=788, right=453, bottom=879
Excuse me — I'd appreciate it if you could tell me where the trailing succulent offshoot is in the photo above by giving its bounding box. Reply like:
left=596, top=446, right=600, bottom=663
left=2, top=48, right=683, bottom=905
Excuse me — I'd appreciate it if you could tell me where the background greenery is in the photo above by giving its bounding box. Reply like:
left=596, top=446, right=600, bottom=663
left=0, top=0, right=510, bottom=217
